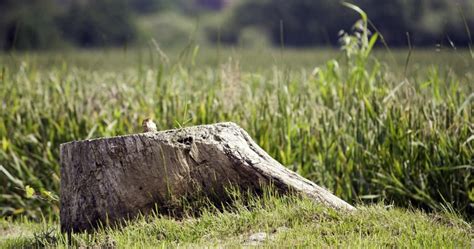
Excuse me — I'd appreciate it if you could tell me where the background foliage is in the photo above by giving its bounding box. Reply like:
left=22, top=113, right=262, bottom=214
left=0, top=0, right=473, bottom=50
left=218, top=0, right=474, bottom=47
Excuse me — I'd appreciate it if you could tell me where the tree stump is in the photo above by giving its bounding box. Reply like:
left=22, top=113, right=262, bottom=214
left=60, top=122, right=355, bottom=233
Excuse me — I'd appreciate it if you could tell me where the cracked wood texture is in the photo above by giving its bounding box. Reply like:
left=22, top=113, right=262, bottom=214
left=60, top=122, right=355, bottom=233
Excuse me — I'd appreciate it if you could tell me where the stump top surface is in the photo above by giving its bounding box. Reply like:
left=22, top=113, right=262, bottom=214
left=60, top=122, right=240, bottom=147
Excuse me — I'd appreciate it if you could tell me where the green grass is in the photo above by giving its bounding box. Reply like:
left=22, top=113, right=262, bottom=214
left=0, top=17, right=473, bottom=246
left=1, top=43, right=472, bottom=219
left=0, top=194, right=471, bottom=248
left=2, top=46, right=473, bottom=73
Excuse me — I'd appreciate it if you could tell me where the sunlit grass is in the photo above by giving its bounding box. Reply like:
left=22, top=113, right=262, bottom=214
left=0, top=194, right=471, bottom=248
left=0, top=46, right=472, bottom=220
left=0, top=14, right=473, bottom=222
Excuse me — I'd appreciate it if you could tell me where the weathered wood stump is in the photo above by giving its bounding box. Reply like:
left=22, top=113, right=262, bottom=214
left=60, top=122, right=355, bottom=233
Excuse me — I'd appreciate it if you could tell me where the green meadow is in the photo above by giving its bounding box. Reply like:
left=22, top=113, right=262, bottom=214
left=1, top=194, right=471, bottom=248
left=0, top=39, right=473, bottom=246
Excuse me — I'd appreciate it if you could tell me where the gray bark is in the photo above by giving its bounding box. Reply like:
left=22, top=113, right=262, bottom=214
left=60, top=122, right=355, bottom=233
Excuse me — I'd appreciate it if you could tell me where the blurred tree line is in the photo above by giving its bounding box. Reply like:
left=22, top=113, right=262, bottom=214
left=0, top=0, right=165, bottom=50
left=0, top=0, right=473, bottom=50
left=216, top=0, right=474, bottom=47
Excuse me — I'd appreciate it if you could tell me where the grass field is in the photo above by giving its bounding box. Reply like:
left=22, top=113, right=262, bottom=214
left=1, top=194, right=471, bottom=248
left=0, top=32, right=473, bottom=246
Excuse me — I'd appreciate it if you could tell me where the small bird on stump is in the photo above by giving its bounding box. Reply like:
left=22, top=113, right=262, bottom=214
left=142, top=118, right=158, bottom=133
